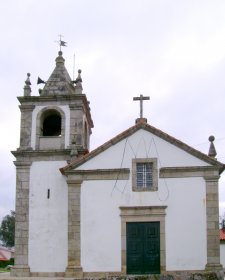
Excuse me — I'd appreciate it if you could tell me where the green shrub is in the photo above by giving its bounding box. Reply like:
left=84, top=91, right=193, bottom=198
left=0, top=258, right=14, bottom=268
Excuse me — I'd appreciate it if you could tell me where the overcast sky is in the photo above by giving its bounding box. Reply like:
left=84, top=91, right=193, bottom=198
left=1, top=0, right=225, bottom=221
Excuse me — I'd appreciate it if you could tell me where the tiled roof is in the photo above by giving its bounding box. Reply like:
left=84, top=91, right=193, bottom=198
left=0, top=247, right=10, bottom=261
left=220, top=229, right=225, bottom=241
left=0, top=252, right=7, bottom=261
left=60, top=119, right=225, bottom=174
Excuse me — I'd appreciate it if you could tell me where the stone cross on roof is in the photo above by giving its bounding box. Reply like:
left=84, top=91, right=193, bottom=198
left=133, top=94, right=150, bottom=118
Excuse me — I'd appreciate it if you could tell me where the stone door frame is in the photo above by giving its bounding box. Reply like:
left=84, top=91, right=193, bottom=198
left=120, top=206, right=167, bottom=274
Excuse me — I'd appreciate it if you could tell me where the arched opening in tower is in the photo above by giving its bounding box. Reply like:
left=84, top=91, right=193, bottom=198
left=42, top=111, right=61, bottom=136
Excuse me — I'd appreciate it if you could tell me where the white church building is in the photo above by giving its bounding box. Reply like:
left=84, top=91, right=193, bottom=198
left=11, top=48, right=225, bottom=278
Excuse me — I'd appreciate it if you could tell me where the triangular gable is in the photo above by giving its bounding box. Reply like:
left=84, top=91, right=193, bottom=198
left=61, top=120, right=225, bottom=174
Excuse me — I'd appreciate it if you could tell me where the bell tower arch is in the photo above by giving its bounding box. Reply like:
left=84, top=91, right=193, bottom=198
left=35, top=106, right=66, bottom=150
left=42, top=109, right=61, bottom=137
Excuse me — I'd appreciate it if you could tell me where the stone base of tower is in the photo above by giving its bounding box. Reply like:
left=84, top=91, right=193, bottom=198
left=65, top=265, right=83, bottom=278
left=205, top=263, right=224, bottom=279
left=10, top=265, right=30, bottom=277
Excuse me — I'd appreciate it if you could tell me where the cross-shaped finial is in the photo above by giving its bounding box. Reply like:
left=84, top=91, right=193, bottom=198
left=133, top=94, right=150, bottom=118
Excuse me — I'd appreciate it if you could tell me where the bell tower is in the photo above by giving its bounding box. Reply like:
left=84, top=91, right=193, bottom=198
left=18, top=50, right=93, bottom=155
left=11, top=50, right=93, bottom=277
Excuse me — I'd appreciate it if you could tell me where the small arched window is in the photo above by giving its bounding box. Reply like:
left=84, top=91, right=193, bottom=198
left=42, top=110, right=61, bottom=136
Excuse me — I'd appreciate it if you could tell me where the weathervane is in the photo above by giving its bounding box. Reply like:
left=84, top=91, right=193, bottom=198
left=55, top=34, right=67, bottom=51
left=133, top=94, right=150, bottom=118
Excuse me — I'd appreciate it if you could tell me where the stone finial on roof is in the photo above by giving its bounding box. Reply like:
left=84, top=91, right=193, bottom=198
left=74, top=69, right=83, bottom=94
left=24, top=73, right=31, bottom=96
left=208, top=135, right=217, bottom=158
left=56, top=51, right=65, bottom=66
left=135, top=118, right=148, bottom=124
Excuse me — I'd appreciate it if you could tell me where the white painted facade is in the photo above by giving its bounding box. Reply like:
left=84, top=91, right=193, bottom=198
left=27, top=128, right=210, bottom=272
left=29, top=161, right=68, bottom=272
left=78, top=129, right=207, bottom=272
left=80, top=178, right=206, bottom=272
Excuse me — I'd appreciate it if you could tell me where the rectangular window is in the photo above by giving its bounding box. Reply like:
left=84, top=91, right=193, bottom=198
left=136, top=163, right=153, bottom=188
left=132, top=158, right=158, bottom=192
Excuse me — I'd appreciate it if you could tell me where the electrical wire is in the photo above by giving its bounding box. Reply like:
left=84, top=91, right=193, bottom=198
left=150, top=137, right=170, bottom=201
left=111, top=138, right=128, bottom=196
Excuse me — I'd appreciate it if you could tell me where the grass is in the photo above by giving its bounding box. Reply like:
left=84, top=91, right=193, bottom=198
left=0, top=267, right=9, bottom=272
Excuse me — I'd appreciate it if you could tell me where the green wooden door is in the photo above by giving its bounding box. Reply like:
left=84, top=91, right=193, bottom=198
left=127, top=222, right=160, bottom=274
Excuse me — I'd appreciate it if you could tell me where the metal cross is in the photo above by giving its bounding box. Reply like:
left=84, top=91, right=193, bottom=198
left=133, top=94, right=150, bottom=118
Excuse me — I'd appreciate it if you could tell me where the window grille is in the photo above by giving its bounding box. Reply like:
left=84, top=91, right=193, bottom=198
left=132, top=158, right=158, bottom=192
left=136, top=162, right=153, bottom=188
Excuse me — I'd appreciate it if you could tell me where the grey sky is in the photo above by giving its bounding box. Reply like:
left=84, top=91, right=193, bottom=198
left=1, top=0, right=225, bottom=221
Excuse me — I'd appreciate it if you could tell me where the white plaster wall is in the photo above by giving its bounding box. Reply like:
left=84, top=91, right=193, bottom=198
left=220, top=243, right=225, bottom=268
left=80, top=129, right=208, bottom=272
left=165, top=177, right=207, bottom=270
left=81, top=177, right=207, bottom=271
left=29, top=161, right=68, bottom=272
left=77, top=129, right=210, bottom=170
left=81, top=181, right=121, bottom=271
left=31, top=105, right=70, bottom=149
